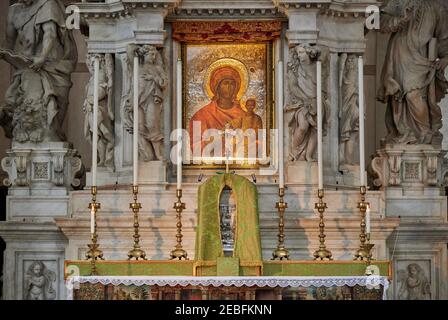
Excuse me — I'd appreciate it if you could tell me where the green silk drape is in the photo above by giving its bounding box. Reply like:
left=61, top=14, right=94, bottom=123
left=195, top=174, right=262, bottom=261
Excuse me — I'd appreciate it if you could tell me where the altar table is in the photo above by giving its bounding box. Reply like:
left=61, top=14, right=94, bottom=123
left=67, top=276, right=389, bottom=300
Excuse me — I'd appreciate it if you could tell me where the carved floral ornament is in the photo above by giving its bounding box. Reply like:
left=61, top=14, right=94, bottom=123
left=172, top=21, right=282, bottom=43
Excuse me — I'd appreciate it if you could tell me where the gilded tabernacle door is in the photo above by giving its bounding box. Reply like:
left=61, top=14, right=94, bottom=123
left=195, top=174, right=262, bottom=262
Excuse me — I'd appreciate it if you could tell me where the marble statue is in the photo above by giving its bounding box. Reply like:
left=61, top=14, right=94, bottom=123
left=0, top=0, right=77, bottom=143
left=122, top=45, right=168, bottom=161
left=398, top=263, right=431, bottom=300
left=84, top=53, right=115, bottom=171
left=378, top=0, right=448, bottom=145
left=339, top=53, right=359, bottom=169
left=24, top=261, right=56, bottom=300
left=285, top=44, right=328, bottom=162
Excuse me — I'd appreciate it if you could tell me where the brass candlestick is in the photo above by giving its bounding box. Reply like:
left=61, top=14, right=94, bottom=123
left=272, top=187, right=290, bottom=260
left=354, top=186, right=374, bottom=261
left=85, top=186, right=104, bottom=276
left=128, top=185, right=147, bottom=260
left=313, top=189, right=333, bottom=261
left=170, top=189, right=188, bottom=260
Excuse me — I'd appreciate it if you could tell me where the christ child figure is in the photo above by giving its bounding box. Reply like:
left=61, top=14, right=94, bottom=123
left=229, top=98, right=263, bottom=159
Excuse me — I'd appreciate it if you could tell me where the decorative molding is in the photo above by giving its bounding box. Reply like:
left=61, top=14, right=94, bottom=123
left=172, top=20, right=282, bottom=42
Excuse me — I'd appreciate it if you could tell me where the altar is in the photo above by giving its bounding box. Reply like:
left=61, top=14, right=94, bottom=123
left=65, top=259, right=391, bottom=300
left=67, top=275, right=389, bottom=300
left=1, top=0, right=448, bottom=302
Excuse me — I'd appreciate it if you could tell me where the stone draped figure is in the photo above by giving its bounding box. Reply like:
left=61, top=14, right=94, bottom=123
left=0, top=0, right=77, bottom=143
left=122, top=45, right=168, bottom=161
left=285, top=44, right=329, bottom=162
left=24, top=261, right=56, bottom=300
left=378, top=0, right=448, bottom=145
left=83, top=53, right=115, bottom=171
left=339, top=53, right=359, bottom=169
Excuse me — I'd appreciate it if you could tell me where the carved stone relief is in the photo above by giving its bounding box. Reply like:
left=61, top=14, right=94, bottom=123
left=121, top=44, right=168, bottom=162
left=396, top=261, right=431, bottom=300
left=339, top=53, right=359, bottom=170
left=84, top=53, right=115, bottom=172
left=0, top=0, right=77, bottom=143
left=378, top=0, right=448, bottom=145
left=24, top=261, right=57, bottom=300
left=285, top=44, right=329, bottom=162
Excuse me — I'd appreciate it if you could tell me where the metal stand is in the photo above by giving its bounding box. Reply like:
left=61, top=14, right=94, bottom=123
left=272, top=188, right=290, bottom=260
left=354, top=186, right=374, bottom=261
left=128, top=185, right=147, bottom=260
left=85, top=186, right=104, bottom=275
left=170, top=189, right=188, bottom=260
left=313, top=189, right=333, bottom=260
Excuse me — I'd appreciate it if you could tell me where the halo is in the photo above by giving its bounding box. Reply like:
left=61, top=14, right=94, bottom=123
left=204, top=58, right=249, bottom=101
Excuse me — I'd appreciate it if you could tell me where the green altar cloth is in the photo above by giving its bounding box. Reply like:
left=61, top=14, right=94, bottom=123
left=65, top=260, right=391, bottom=278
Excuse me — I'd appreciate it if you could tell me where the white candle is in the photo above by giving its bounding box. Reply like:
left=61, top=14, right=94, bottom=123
left=176, top=59, right=183, bottom=190
left=90, top=206, right=95, bottom=235
left=366, top=204, right=371, bottom=234
left=317, top=61, right=323, bottom=190
left=358, top=56, right=366, bottom=186
left=92, top=56, right=99, bottom=187
left=133, top=55, right=139, bottom=186
left=277, top=61, right=285, bottom=189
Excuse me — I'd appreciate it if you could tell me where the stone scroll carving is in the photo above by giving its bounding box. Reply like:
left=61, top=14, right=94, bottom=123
left=285, top=44, right=329, bottom=162
left=24, top=261, right=56, bottom=300
left=377, top=0, right=448, bottom=145
left=84, top=53, right=115, bottom=171
left=0, top=0, right=77, bottom=143
left=339, top=53, right=359, bottom=169
left=369, top=145, right=446, bottom=189
left=121, top=44, right=168, bottom=161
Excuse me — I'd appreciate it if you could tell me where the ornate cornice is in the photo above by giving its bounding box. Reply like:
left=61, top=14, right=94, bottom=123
left=73, top=0, right=380, bottom=20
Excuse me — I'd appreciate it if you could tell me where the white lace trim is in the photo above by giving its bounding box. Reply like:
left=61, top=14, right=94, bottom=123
left=66, top=276, right=389, bottom=300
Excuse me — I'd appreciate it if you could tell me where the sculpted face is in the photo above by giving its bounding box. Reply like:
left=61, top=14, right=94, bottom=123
left=33, top=264, right=42, bottom=276
left=408, top=265, right=418, bottom=276
left=145, top=48, right=157, bottom=64
left=217, top=78, right=237, bottom=100
left=296, top=46, right=310, bottom=64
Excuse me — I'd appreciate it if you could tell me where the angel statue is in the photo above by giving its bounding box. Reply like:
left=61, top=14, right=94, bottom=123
left=339, top=53, right=359, bottom=170
left=24, top=261, right=56, bottom=300
left=285, top=44, right=329, bottom=162
left=397, top=263, right=431, bottom=300
left=122, top=44, right=168, bottom=161
left=0, top=0, right=77, bottom=143
left=378, top=0, right=448, bottom=145
left=84, top=53, right=115, bottom=171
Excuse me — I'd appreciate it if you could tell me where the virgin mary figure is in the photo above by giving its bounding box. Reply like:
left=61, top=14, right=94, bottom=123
left=189, top=60, right=248, bottom=154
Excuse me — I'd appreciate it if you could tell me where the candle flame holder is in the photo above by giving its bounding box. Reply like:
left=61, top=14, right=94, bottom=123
left=272, top=188, right=290, bottom=260
left=313, top=189, right=333, bottom=261
left=85, top=186, right=104, bottom=276
left=354, top=186, right=374, bottom=262
left=170, top=189, right=188, bottom=260
left=128, top=185, right=147, bottom=260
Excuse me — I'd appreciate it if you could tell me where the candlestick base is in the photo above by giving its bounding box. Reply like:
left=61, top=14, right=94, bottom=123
left=86, top=243, right=104, bottom=262
left=128, top=186, right=147, bottom=261
left=354, top=243, right=375, bottom=262
left=170, top=189, right=189, bottom=261
left=272, top=247, right=290, bottom=261
left=272, top=188, right=290, bottom=261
